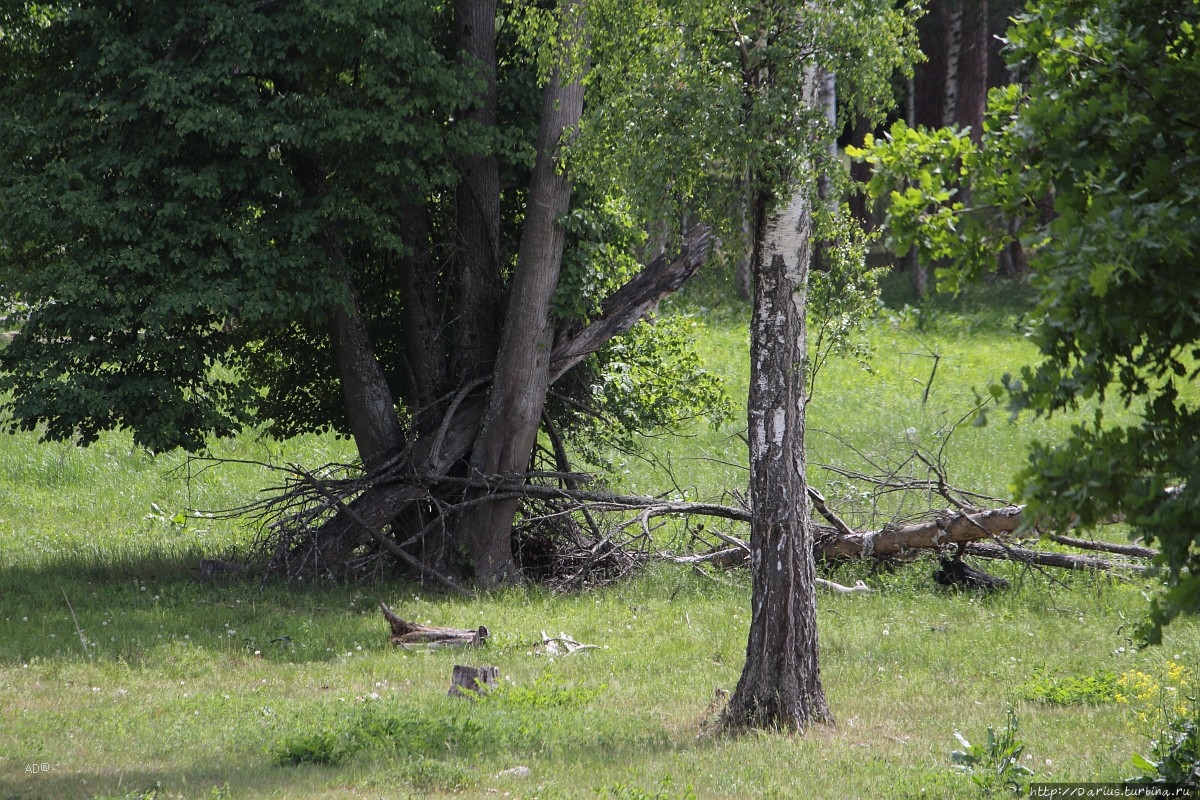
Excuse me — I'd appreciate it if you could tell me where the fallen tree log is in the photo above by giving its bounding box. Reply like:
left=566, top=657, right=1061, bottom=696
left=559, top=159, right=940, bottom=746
left=391, top=478, right=1156, bottom=580
left=1046, top=533, right=1157, bottom=560
left=965, top=543, right=1149, bottom=574
left=380, top=603, right=489, bottom=647
left=814, top=506, right=1026, bottom=561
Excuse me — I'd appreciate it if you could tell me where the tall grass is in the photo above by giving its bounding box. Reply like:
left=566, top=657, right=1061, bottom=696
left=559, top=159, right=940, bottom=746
left=1, top=280, right=1195, bottom=799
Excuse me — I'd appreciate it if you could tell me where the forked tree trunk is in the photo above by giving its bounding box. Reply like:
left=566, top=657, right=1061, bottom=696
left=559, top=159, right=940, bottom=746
left=724, top=76, right=833, bottom=730
left=460, top=0, right=587, bottom=586
left=451, top=0, right=504, bottom=385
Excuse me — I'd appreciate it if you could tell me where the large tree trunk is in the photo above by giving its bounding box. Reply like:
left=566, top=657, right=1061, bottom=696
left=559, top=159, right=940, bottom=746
left=292, top=221, right=711, bottom=580
left=460, top=0, right=587, bottom=586
left=451, top=0, right=504, bottom=385
left=723, top=75, right=833, bottom=729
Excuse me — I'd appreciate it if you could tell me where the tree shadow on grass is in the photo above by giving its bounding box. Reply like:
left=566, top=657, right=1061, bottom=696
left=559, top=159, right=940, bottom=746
left=0, top=762, right=348, bottom=800
left=0, top=551, right=471, bottom=667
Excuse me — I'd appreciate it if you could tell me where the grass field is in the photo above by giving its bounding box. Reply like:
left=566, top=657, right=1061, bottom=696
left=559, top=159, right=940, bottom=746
left=1, top=279, right=1196, bottom=799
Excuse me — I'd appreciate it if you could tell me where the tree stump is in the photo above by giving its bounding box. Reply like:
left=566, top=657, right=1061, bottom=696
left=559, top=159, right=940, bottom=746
left=449, top=665, right=499, bottom=698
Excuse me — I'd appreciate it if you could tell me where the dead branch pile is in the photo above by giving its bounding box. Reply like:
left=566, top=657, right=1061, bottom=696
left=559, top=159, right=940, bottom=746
left=208, top=445, right=1155, bottom=592
left=205, top=384, right=1157, bottom=590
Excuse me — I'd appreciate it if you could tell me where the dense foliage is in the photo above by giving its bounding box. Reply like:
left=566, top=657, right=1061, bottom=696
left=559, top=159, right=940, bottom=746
left=850, top=0, right=1200, bottom=636
left=0, top=0, right=482, bottom=450
left=0, top=0, right=737, bottom=458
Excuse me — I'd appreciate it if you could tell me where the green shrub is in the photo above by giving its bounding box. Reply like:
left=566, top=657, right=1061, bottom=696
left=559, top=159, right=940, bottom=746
left=1017, top=669, right=1120, bottom=705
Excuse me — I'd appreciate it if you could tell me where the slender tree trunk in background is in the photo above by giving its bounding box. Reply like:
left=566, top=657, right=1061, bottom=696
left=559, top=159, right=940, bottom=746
left=723, top=65, right=832, bottom=732
left=735, top=166, right=753, bottom=300
left=462, top=0, right=587, bottom=586
left=451, top=0, right=503, bottom=385
left=812, top=67, right=837, bottom=274
left=954, top=0, right=988, bottom=141
left=940, top=1, right=963, bottom=127
left=913, top=0, right=950, bottom=130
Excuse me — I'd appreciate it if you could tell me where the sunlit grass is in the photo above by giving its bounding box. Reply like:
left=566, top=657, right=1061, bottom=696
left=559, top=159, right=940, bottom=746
left=1, top=281, right=1196, bottom=799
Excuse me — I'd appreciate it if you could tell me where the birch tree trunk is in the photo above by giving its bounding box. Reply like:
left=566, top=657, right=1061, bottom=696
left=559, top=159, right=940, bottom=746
left=460, top=0, right=587, bottom=586
left=723, top=73, right=832, bottom=732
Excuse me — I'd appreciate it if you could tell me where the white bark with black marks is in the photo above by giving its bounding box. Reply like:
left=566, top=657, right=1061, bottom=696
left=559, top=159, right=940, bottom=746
left=724, top=67, right=832, bottom=733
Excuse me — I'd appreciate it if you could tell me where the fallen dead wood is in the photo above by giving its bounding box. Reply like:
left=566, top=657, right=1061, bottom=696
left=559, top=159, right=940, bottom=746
left=1046, top=533, right=1157, bottom=560
left=815, top=506, right=1026, bottom=561
left=380, top=602, right=489, bottom=647
left=965, top=542, right=1149, bottom=574
left=411, top=477, right=1157, bottom=582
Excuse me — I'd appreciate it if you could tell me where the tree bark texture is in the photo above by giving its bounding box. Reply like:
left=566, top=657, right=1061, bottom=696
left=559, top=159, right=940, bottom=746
left=451, top=0, right=504, bottom=385
left=724, top=98, right=833, bottom=730
left=326, top=290, right=406, bottom=472
left=462, top=0, right=587, bottom=586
